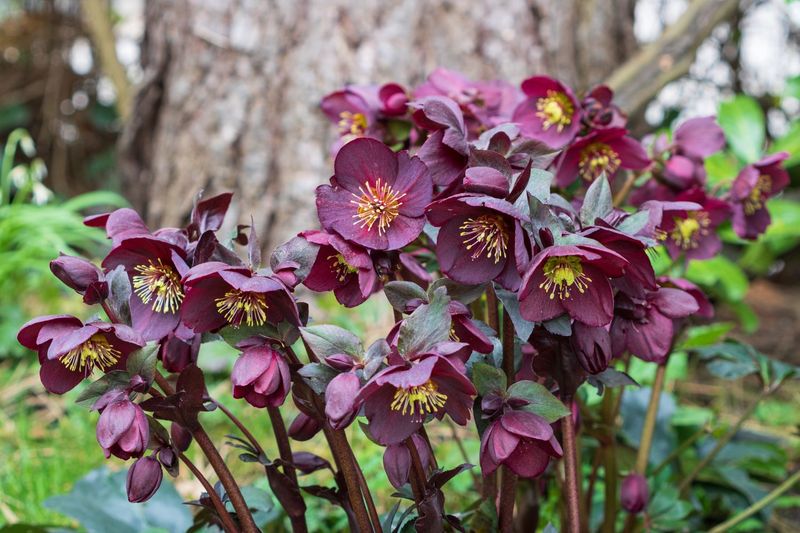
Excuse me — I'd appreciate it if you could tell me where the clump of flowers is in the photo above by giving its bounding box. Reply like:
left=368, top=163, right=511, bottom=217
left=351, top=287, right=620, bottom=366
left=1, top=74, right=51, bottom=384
left=19, top=68, right=790, bottom=533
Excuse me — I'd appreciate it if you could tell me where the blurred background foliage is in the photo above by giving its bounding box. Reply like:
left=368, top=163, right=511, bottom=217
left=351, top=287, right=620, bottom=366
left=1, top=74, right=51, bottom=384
left=0, top=0, right=799, bottom=531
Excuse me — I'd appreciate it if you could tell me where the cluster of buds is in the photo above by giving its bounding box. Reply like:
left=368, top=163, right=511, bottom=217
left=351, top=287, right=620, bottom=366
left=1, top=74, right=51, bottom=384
left=17, top=67, right=788, bottom=528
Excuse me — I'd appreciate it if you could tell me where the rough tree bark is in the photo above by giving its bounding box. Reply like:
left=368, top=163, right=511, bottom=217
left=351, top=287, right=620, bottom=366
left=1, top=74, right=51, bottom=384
left=120, top=0, right=639, bottom=248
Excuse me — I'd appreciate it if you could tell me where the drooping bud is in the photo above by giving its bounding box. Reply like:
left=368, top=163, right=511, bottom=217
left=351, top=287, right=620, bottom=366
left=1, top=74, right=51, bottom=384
left=170, top=423, right=192, bottom=452
left=231, top=346, right=291, bottom=408
left=96, top=398, right=150, bottom=460
left=50, top=254, right=108, bottom=304
left=126, top=456, right=163, bottom=503
left=621, top=473, right=649, bottom=514
left=571, top=322, right=612, bottom=375
left=325, top=372, right=361, bottom=430
left=288, top=412, right=322, bottom=441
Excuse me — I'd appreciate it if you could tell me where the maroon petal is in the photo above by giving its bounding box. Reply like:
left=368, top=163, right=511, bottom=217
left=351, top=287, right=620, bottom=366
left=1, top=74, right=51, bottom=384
left=500, top=411, right=554, bottom=441
left=393, top=151, right=433, bottom=217
left=561, top=265, right=614, bottom=326
left=383, top=443, right=412, bottom=489
left=436, top=218, right=506, bottom=285
left=96, top=400, right=136, bottom=448
left=651, top=287, right=698, bottom=318
left=39, top=358, right=83, bottom=394
left=17, top=315, right=82, bottom=350
left=489, top=424, right=520, bottom=462
left=364, top=386, right=421, bottom=445
left=333, top=138, right=399, bottom=194
left=232, top=350, right=271, bottom=388
left=518, top=267, right=566, bottom=323
left=505, top=440, right=552, bottom=478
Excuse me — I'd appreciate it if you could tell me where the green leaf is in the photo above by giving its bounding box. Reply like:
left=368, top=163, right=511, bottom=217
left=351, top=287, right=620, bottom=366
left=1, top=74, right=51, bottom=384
left=384, top=280, right=428, bottom=312
left=676, top=322, right=733, bottom=350
left=397, top=286, right=451, bottom=355
left=506, top=380, right=570, bottom=423
left=126, top=343, right=159, bottom=383
left=471, top=363, right=506, bottom=396
left=686, top=256, right=748, bottom=301
left=718, top=95, right=765, bottom=163
left=300, top=325, right=363, bottom=359
left=297, top=363, right=338, bottom=395
left=218, top=323, right=281, bottom=347
left=579, top=173, right=613, bottom=226
left=494, top=286, right=534, bottom=340
left=695, top=341, right=760, bottom=380
left=784, top=74, right=800, bottom=99
left=704, top=151, right=741, bottom=186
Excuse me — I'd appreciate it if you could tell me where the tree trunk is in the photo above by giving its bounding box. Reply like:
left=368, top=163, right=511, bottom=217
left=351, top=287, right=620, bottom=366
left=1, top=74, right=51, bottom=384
left=120, top=0, right=637, bottom=248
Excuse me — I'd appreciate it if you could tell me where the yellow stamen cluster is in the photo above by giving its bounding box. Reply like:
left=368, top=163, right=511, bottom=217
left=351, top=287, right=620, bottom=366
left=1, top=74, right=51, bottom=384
left=578, top=142, right=621, bottom=182
left=743, top=174, right=772, bottom=215
left=328, top=253, right=359, bottom=282
left=535, top=90, right=574, bottom=132
left=215, top=289, right=269, bottom=327
left=459, top=215, right=508, bottom=263
left=390, top=380, right=448, bottom=419
left=669, top=212, right=711, bottom=250
left=351, top=178, right=406, bottom=235
left=132, top=259, right=184, bottom=313
left=60, top=333, right=121, bottom=374
left=539, top=256, right=592, bottom=300
left=338, top=111, right=368, bottom=136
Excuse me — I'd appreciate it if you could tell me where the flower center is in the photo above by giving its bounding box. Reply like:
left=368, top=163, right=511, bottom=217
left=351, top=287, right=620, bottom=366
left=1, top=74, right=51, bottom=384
left=60, top=333, right=121, bottom=374
left=669, top=212, right=710, bottom=250
left=535, top=90, right=573, bottom=132
left=338, top=111, right=368, bottom=136
left=744, top=174, right=772, bottom=215
left=351, top=178, right=406, bottom=235
left=390, top=380, right=448, bottom=418
left=459, top=215, right=508, bottom=263
left=328, top=253, right=359, bottom=282
left=538, top=256, right=592, bottom=300
left=132, top=259, right=184, bottom=314
left=215, top=289, right=269, bottom=327
left=578, top=142, right=621, bottom=182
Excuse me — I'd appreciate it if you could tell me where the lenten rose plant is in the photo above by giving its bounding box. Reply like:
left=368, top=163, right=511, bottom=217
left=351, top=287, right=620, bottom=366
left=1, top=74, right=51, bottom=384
left=19, top=68, right=792, bottom=532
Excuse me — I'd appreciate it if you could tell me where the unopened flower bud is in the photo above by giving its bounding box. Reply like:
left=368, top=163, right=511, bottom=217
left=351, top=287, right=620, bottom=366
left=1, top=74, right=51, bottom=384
left=50, top=254, right=108, bottom=304
left=96, top=398, right=149, bottom=460
left=170, top=422, right=192, bottom=452
left=621, top=473, right=648, bottom=514
left=126, top=456, right=163, bottom=503
left=288, top=412, right=322, bottom=441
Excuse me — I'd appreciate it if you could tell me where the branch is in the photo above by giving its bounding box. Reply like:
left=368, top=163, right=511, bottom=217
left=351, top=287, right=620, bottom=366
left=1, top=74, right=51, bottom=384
left=82, top=0, right=132, bottom=120
left=606, top=0, right=754, bottom=117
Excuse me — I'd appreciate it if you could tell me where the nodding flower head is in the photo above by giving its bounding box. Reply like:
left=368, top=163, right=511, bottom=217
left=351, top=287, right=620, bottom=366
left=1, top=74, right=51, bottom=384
left=513, top=76, right=581, bottom=148
left=555, top=128, right=649, bottom=188
left=519, top=244, right=627, bottom=327
left=427, top=194, right=528, bottom=288
left=181, top=262, right=300, bottom=334
left=18, top=316, right=143, bottom=394
left=657, top=188, right=730, bottom=260
left=301, top=230, right=381, bottom=308
left=316, top=138, right=432, bottom=251
left=730, top=152, right=789, bottom=240
left=356, top=355, right=476, bottom=445
left=102, top=236, right=189, bottom=341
